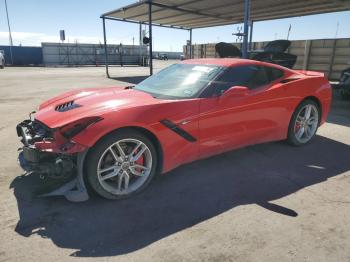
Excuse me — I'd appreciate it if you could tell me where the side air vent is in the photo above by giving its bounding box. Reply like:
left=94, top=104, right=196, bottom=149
left=55, top=101, right=81, bottom=112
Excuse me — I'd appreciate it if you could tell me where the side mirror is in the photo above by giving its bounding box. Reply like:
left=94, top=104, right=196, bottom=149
left=221, top=86, right=249, bottom=98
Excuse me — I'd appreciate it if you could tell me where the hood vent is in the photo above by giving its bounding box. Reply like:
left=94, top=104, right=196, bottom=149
left=55, top=101, right=81, bottom=112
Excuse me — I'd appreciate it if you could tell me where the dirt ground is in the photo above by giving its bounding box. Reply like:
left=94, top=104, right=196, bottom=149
left=0, top=61, right=350, bottom=262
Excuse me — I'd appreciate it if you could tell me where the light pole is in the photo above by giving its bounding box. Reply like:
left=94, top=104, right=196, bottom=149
left=4, top=0, right=14, bottom=65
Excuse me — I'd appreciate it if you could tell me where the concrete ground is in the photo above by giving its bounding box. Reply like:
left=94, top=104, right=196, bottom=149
left=0, top=61, right=350, bottom=262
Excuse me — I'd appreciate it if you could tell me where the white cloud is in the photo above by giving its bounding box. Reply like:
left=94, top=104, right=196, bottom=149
left=0, top=31, right=122, bottom=46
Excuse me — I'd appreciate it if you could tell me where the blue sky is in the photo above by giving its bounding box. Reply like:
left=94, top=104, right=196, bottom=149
left=1, top=0, right=350, bottom=51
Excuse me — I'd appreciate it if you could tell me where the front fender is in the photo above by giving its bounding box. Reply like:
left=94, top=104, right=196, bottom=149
left=71, top=110, right=199, bottom=174
left=72, top=112, right=159, bottom=148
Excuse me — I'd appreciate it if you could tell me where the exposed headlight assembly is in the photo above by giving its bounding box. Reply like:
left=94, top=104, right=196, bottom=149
left=59, top=116, right=103, bottom=139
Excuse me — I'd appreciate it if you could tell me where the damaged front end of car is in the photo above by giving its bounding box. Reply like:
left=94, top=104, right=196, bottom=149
left=16, top=116, right=101, bottom=202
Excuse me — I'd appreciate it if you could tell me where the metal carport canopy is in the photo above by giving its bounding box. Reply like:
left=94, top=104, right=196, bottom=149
left=100, top=0, right=350, bottom=77
left=102, top=0, right=350, bottom=30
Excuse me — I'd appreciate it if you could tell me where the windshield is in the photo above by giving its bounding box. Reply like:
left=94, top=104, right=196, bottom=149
left=134, top=63, right=224, bottom=99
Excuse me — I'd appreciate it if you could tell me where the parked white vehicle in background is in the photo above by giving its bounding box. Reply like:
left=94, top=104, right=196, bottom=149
left=0, top=50, right=5, bottom=69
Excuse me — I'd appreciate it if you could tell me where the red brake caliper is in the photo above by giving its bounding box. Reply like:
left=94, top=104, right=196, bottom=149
left=135, top=155, right=144, bottom=174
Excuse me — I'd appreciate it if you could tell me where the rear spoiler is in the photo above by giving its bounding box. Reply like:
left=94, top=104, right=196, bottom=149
left=293, top=70, right=325, bottom=77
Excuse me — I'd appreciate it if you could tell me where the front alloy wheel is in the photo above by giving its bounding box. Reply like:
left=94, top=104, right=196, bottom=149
left=86, top=130, right=157, bottom=199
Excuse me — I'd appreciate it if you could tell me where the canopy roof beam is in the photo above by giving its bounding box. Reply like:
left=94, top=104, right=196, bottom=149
left=102, top=0, right=349, bottom=29
left=102, top=16, right=190, bottom=31
left=100, top=0, right=349, bottom=78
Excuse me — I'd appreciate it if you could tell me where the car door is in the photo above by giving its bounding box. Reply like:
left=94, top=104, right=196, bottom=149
left=198, top=65, right=288, bottom=159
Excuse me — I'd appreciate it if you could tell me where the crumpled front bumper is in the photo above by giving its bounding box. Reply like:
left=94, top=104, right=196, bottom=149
left=18, top=146, right=75, bottom=178
left=16, top=119, right=90, bottom=202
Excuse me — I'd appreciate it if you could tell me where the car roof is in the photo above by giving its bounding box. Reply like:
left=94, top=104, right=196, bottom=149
left=181, top=58, right=290, bottom=71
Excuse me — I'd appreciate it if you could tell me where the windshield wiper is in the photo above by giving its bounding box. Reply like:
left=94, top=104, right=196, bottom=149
left=124, top=85, right=135, bottom=89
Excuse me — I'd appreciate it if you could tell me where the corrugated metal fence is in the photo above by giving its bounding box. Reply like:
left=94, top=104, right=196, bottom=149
left=185, top=38, right=350, bottom=80
left=0, top=45, right=43, bottom=65
left=42, top=43, right=148, bottom=66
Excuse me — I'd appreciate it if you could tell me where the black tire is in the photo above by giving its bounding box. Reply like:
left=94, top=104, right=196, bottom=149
left=85, top=129, right=158, bottom=200
left=287, top=99, right=320, bottom=146
left=340, top=89, right=350, bottom=100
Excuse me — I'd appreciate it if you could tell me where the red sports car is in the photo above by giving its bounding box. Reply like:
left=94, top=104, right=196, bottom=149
left=17, top=59, right=332, bottom=201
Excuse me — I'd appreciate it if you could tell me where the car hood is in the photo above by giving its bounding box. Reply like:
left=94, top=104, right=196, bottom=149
left=35, top=86, right=162, bottom=128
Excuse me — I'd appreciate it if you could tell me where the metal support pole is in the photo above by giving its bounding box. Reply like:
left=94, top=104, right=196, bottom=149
left=189, top=29, right=193, bottom=59
left=5, top=0, right=13, bottom=65
left=102, top=17, right=110, bottom=78
left=119, top=43, right=123, bottom=67
left=139, top=22, right=142, bottom=66
left=148, top=0, right=153, bottom=75
left=242, top=0, right=250, bottom=58
left=248, top=20, right=254, bottom=51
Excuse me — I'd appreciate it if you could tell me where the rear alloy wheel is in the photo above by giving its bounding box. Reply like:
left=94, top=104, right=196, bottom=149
left=287, top=100, right=320, bottom=146
left=86, top=130, right=157, bottom=199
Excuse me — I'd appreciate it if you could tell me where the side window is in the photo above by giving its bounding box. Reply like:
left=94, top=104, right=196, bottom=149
left=265, top=67, right=284, bottom=82
left=208, top=66, right=256, bottom=96
left=204, top=65, right=274, bottom=97
left=245, top=66, right=270, bottom=89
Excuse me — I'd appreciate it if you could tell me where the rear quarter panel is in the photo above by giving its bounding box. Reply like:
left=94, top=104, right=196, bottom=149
left=283, top=76, right=332, bottom=126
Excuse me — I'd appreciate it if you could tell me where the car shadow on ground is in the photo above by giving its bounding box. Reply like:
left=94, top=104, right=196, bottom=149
left=10, top=135, right=350, bottom=257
